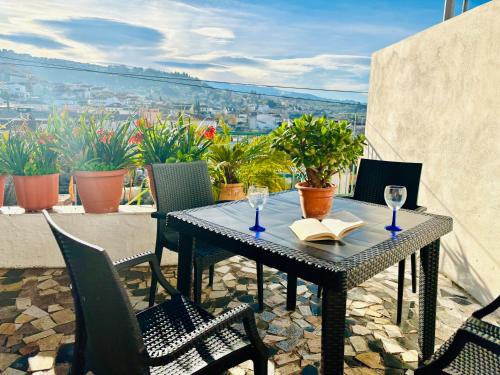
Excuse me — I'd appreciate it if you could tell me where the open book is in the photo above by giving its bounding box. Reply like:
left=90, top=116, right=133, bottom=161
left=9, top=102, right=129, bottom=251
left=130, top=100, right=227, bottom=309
left=290, top=211, right=364, bottom=241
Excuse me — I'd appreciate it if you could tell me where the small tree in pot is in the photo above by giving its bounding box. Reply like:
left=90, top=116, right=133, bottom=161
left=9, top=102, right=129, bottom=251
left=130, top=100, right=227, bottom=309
left=272, top=114, right=365, bottom=219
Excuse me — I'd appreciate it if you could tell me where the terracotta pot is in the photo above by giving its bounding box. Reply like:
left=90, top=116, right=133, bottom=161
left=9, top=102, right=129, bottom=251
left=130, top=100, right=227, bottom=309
left=219, top=183, right=246, bottom=201
left=74, top=170, right=126, bottom=213
left=295, top=182, right=336, bottom=220
left=145, top=165, right=157, bottom=203
left=13, top=174, right=59, bottom=212
left=0, top=175, right=5, bottom=207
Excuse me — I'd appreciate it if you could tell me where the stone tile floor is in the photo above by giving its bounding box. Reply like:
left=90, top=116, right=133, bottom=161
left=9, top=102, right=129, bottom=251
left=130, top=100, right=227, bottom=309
left=0, top=256, right=492, bottom=374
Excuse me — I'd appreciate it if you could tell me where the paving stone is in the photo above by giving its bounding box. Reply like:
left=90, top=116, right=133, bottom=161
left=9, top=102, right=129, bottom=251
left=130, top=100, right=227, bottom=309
left=274, top=353, right=300, bottom=366
left=28, top=351, right=55, bottom=371
left=23, top=329, right=56, bottom=344
left=37, top=279, right=59, bottom=290
left=380, top=338, right=406, bottom=354
left=50, top=309, right=75, bottom=325
left=383, top=325, right=403, bottom=338
left=0, top=353, right=20, bottom=371
left=23, top=306, right=48, bottom=319
left=2, top=367, right=26, bottom=375
left=31, top=316, right=57, bottom=331
left=37, top=334, right=63, bottom=351
left=0, top=323, right=17, bottom=335
left=349, top=336, right=369, bottom=352
left=15, top=298, right=31, bottom=310
left=355, top=352, right=384, bottom=369
left=352, top=325, right=371, bottom=335
left=401, top=350, right=419, bottom=363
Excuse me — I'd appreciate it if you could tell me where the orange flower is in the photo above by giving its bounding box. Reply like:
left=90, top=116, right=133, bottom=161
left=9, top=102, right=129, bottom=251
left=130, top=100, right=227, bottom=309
left=203, top=125, right=216, bottom=140
left=129, top=131, right=144, bottom=145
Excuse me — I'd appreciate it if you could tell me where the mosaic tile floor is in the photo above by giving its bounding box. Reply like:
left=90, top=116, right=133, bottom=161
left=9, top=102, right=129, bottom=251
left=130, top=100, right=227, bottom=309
left=0, top=256, right=488, bottom=374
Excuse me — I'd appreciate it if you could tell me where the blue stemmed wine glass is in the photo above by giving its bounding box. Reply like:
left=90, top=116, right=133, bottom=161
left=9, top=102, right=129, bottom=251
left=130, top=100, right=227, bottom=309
left=384, top=185, right=407, bottom=232
left=247, top=185, right=268, bottom=232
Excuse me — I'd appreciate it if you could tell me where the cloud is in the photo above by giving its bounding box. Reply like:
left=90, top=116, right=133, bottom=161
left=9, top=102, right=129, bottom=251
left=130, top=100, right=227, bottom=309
left=39, top=17, right=165, bottom=48
left=156, top=60, right=223, bottom=69
left=192, top=27, right=235, bottom=40
left=0, top=33, right=67, bottom=50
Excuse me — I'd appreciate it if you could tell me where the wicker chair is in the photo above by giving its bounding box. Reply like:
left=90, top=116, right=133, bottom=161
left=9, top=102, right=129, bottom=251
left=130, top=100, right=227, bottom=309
left=149, top=161, right=264, bottom=310
left=305, top=159, right=425, bottom=324
left=416, top=295, right=500, bottom=374
left=42, top=210, right=269, bottom=375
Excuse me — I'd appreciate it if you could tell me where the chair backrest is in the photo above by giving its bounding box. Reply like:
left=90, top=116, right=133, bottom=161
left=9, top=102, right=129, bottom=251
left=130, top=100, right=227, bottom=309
left=42, top=211, right=147, bottom=375
left=152, top=160, right=215, bottom=214
left=353, top=158, right=422, bottom=210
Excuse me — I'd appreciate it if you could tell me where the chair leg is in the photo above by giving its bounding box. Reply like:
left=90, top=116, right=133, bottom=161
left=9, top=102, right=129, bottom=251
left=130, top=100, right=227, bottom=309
left=411, top=253, right=417, bottom=293
left=252, top=353, right=268, bottom=375
left=286, top=274, right=297, bottom=311
left=208, top=264, right=215, bottom=287
left=148, top=237, right=164, bottom=307
left=317, top=285, right=322, bottom=299
left=256, top=262, right=264, bottom=312
left=193, top=263, right=203, bottom=304
left=397, top=259, right=405, bottom=325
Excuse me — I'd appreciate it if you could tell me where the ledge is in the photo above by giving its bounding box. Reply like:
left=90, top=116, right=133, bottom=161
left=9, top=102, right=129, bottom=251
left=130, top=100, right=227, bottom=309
left=0, top=205, right=155, bottom=215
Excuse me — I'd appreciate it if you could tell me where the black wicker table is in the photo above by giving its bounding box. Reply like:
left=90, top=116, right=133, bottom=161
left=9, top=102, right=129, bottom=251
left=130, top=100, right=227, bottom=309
left=167, top=190, right=453, bottom=374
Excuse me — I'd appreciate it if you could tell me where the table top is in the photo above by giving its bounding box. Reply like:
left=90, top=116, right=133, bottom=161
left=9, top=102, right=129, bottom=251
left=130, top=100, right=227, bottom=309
left=167, top=190, right=452, bottom=289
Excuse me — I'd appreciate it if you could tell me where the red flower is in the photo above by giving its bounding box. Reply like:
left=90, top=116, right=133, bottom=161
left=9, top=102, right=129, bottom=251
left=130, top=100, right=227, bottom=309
left=129, top=131, right=144, bottom=145
left=97, top=129, right=114, bottom=144
left=135, top=119, right=142, bottom=127
left=203, top=125, right=216, bottom=140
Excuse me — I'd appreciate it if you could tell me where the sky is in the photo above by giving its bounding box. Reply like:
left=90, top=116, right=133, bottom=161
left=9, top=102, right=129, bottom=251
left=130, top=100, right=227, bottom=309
left=0, top=0, right=490, bottom=101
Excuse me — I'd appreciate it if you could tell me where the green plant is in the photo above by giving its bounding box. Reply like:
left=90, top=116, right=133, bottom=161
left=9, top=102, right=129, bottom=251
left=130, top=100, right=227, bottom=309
left=134, top=116, right=179, bottom=164
left=172, top=114, right=214, bottom=162
left=0, top=128, right=59, bottom=176
left=271, top=114, right=365, bottom=188
left=57, top=112, right=139, bottom=171
left=209, top=122, right=292, bottom=191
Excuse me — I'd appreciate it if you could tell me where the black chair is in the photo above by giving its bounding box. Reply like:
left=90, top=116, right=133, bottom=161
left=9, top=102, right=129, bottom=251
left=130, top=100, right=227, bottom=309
left=307, top=159, right=424, bottom=324
left=416, top=295, right=500, bottom=374
left=43, top=210, right=269, bottom=375
left=149, top=161, right=264, bottom=310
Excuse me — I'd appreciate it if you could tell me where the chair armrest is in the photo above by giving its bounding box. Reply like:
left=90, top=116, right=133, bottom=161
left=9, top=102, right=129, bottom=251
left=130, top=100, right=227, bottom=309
left=151, top=211, right=167, bottom=220
left=473, top=295, right=500, bottom=320
left=113, top=252, right=179, bottom=296
left=415, top=326, right=500, bottom=374
left=146, top=303, right=267, bottom=366
left=414, top=206, right=427, bottom=213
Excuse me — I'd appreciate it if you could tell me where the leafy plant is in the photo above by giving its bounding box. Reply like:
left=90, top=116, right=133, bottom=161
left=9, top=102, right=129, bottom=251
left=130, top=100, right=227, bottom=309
left=0, top=128, right=59, bottom=176
left=172, top=114, right=214, bottom=162
left=271, top=114, right=365, bottom=188
left=209, top=121, right=293, bottom=191
left=134, top=116, right=178, bottom=164
left=54, top=112, right=139, bottom=171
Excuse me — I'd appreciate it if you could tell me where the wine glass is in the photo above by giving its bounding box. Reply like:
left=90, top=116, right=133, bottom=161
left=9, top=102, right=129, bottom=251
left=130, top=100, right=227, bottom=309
left=247, top=185, right=269, bottom=232
left=384, top=185, right=407, bottom=232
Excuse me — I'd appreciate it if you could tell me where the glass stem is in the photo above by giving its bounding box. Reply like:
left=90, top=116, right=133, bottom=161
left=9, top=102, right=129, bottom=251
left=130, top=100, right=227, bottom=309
left=392, top=208, right=397, bottom=227
left=255, top=209, right=260, bottom=227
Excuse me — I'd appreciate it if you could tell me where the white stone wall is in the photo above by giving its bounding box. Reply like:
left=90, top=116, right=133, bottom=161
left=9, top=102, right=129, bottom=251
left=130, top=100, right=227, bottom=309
left=0, top=205, right=178, bottom=268
left=366, top=2, right=500, bottom=305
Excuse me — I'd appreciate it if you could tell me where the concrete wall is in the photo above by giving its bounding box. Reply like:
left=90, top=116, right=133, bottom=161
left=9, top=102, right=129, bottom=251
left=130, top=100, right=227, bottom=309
left=0, top=206, right=177, bottom=268
left=366, top=2, right=500, bottom=305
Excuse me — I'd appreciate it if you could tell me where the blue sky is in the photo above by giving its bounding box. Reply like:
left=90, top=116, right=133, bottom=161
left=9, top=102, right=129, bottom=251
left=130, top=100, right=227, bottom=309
left=0, top=0, right=490, bottom=101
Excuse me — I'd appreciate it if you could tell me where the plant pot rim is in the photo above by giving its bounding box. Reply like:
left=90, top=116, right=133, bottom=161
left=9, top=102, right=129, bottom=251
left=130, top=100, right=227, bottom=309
left=13, top=173, right=60, bottom=178
left=220, top=182, right=244, bottom=186
left=295, top=181, right=336, bottom=191
left=74, top=169, right=127, bottom=177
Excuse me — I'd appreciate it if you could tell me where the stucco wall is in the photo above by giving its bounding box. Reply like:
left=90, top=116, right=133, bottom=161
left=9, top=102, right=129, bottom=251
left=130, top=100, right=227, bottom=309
left=0, top=206, right=178, bottom=268
left=366, top=2, right=500, bottom=305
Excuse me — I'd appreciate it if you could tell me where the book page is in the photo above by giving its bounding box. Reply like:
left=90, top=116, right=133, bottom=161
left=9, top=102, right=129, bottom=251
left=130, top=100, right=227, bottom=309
left=289, top=218, right=332, bottom=241
left=321, top=211, right=364, bottom=238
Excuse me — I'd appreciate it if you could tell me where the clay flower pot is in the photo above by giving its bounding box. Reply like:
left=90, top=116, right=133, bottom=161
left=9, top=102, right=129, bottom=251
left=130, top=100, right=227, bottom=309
left=219, top=183, right=246, bottom=201
left=13, top=174, right=59, bottom=212
left=145, top=165, right=157, bottom=203
left=74, top=169, right=126, bottom=213
left=0, top=175, right=5, bottom=207
left=296, top=182, right=336, bottom=220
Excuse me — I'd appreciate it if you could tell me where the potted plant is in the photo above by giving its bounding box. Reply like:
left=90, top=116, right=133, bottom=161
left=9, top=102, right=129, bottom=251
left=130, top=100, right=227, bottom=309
left=135, top=113, right=214, bottom=201
left=209, top=122, right=291, bottom=200
left=0, top=128, right=60, bottom=211
left=66, top=113, right=139, bottom=213
left=272, top=114, right=365, bottom=219
left=0, top=127, right=8, bottom=207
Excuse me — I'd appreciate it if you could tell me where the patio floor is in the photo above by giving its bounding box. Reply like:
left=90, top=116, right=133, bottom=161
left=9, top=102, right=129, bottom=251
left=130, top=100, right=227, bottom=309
left=0, top=256, right=487, bottom=374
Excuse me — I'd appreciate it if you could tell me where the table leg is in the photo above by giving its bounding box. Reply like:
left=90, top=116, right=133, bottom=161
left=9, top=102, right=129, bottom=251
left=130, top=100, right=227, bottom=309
left=418, top=239, right=440, bottom=363
left=177, top=233, right=194, bottom=297
left=286, top=273, right=297, bottom=311
left=321, top=287, right=347, bottom=375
